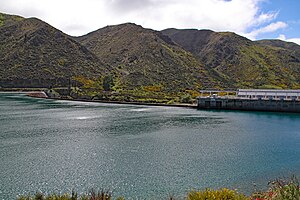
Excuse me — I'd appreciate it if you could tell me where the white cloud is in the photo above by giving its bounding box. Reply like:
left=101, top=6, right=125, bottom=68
left=244, top=21, right=288, bottom=40
left=252, top=11, right=278, bottom=26
left=0, top=0, right=288, bottom=39
left=278, top=34, right=300, bottom=45
left=289, top=38, right=300, bottom=45
left=278, top=34, right=287, bottom=40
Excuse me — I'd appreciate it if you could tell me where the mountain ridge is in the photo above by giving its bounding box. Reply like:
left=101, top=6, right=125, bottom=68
left=162, top=28, right=300, bottom=89
left=1, top=12, right=300, bottom=95
left=0, top=13, right=109, bottom=88
left=76, top=23, right=224, bottom=92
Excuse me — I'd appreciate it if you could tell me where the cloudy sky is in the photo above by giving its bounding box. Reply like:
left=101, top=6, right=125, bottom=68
left=1, top=0, right=300, bottom=44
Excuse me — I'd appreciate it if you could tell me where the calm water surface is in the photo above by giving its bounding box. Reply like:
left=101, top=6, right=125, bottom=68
left=1, top=93, right=300, bottom=199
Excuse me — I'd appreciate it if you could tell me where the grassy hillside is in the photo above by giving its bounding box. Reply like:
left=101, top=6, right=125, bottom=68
left=0, top=13, right=109, bottom=88
left=255, top=39, right=300, bottom=52
left=162, top=28, right=300, bottom=89
left=0, top=12, right=24, bottom=27
left=76, top=23, right=225, bottom=93
left=2, top=12, right=300, bottom=98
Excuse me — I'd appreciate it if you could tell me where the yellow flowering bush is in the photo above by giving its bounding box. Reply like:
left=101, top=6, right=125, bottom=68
left=187, top=188, right=249, bottom=200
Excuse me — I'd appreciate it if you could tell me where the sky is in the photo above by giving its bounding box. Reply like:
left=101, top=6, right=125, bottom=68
left=0, top=0, right=299, bottom=44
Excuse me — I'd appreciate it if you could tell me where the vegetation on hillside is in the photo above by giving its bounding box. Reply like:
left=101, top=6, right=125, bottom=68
left=0, top=12, right=23, bottom=27
left=1, top=12, right=300, bottom=101
left=0, top=13, right=109, bottom=88
left=76, top=23, right=222, bottom=93
left=162, top=28, right=300, bottom=89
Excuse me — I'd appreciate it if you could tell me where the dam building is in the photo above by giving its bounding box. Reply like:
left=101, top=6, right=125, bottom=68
left=197, top=89, right=300, bottom=113
left=237, top=89, right=300, bottom=100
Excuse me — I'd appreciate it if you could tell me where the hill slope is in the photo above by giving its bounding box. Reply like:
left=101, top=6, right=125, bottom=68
left=1, top=12, right=300, bottom=92
left=76, top=23, right=227, bottom=93
left=255, top=39, right=300, bottom=52
left=0, top=13, right=108, bottom=88
left=162, top=28, right=300, bottom=89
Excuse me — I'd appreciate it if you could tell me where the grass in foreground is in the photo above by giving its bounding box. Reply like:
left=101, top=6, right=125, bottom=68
left=17, top=190, right=121, bottom=200
left=17, top=176, right=300, bottom=200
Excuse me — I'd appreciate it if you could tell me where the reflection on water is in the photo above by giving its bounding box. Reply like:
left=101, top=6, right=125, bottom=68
left=0, top=93, right=300, bottom=199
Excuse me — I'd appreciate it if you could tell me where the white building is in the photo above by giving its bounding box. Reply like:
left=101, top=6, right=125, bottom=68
left=237, top=89, right=300, bottom=100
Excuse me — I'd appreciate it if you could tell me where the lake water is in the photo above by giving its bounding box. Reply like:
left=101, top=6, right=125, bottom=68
left=1, top=93, right=300, bottom=199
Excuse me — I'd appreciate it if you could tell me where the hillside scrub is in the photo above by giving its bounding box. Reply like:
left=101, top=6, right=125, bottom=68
left=16, top=177, right=300, bottom=200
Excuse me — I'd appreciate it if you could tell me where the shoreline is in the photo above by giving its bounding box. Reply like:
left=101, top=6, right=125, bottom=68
left=25, top=91, right=198, bottom=109
left=5, top=90, right=300, bottom=113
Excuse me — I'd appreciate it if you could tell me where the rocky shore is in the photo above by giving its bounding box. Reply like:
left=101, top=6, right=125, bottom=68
left=26, top=91, right=197, bottom=108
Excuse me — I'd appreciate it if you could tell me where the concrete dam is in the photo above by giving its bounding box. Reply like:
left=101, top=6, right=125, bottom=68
left=197, top=89, right=300, bottom=113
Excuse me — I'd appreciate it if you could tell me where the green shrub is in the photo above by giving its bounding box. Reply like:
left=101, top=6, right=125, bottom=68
left=15, top=176, right=300, bottom=200
left=187, top=188, right=249, bottom=200
left=251, top=176, right=300, bottom=200
left=103, top=75, right=114, bottom=91
left=180, top=94, right=193, bottom=103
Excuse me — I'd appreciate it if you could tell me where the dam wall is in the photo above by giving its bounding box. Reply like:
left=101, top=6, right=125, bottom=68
left=197, top=97, right=300, bottom=113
